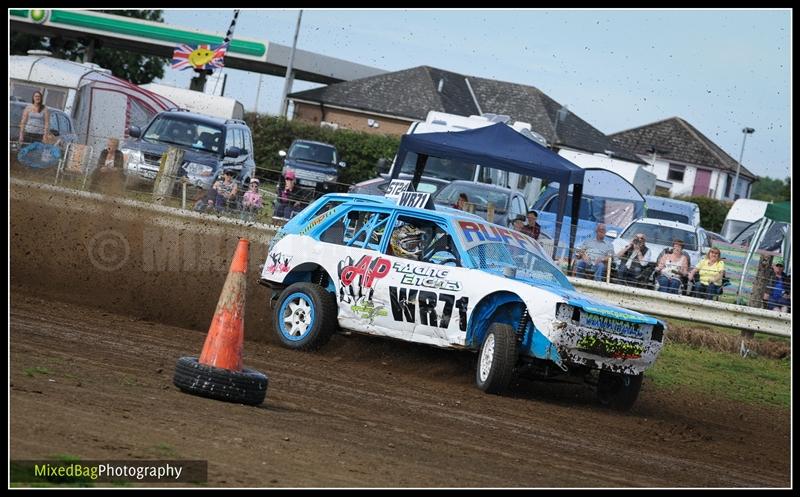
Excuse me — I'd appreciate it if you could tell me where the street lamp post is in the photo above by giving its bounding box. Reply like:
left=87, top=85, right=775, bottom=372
left=280, top=10, right=303, bottom=118
left=552, top=105, right=568, bottom=146
left=732, top=127, right=755, bottom=200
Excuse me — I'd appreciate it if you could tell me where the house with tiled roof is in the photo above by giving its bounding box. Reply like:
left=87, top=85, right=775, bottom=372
left=609, top=117, right=758, bottom=201
left=288, top=65, right=655, bottom=192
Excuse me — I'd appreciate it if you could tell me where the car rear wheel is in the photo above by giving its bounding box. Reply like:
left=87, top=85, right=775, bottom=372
left=597, top=371, right=643, bottom=411
left=475, top=323, right=518, bottom=394
left=274, top=282, right=337, bottom=351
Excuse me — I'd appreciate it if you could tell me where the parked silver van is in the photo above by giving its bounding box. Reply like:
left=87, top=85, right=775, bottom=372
left=644, top=195, right=701, bottom=228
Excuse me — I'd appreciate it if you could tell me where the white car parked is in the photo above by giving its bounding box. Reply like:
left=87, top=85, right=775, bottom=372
left=610, top=218, right=711, bottom=268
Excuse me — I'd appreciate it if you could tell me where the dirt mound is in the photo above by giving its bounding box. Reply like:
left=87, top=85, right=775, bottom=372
left=11, top=184, right=276, bottom=342
left=667, top=325, right=790, bottom=359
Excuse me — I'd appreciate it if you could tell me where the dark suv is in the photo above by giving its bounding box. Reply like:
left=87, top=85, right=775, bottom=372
left=278, top=139, right=346, bottom=193
left=121, top=109, right=256, bottom=190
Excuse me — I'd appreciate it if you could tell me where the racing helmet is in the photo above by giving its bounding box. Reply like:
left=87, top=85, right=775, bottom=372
left=390, top=224, right=426, bottom=260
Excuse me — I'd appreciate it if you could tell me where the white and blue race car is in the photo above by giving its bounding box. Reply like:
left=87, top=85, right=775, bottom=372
left=260, top=191, right=666, bottom=410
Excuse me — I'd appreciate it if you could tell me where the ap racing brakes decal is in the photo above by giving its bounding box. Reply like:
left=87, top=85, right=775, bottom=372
left=337, top=255, right=391, bottom=324
left=387, top=262, right=467, bottom=331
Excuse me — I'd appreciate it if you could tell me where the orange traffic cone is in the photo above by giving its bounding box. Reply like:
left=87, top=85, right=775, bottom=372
left=174, top=237, right=268, bottom=405
left=198, top=238, right=250, bottom=371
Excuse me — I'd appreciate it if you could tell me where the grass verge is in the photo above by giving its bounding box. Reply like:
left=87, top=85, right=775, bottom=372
left=648, top=340, right=790, bottom=408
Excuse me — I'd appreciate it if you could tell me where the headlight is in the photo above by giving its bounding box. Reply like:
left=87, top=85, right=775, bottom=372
left=184, top=162, right=214, bottom=176
left=556, top=303, right=579, bottom=322
left=122, top=148, right=143, bottom=164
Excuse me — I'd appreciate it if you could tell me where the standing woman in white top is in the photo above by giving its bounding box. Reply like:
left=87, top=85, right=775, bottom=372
left=18, top=91, right=50, bottom=144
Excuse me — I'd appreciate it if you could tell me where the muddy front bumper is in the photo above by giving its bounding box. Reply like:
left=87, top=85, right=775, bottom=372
left=549, top=320, right=664, bottom=375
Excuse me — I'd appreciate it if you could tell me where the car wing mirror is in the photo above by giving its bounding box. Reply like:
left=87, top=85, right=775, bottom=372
left=225, top=147, right=241, bottom=158
left=128, top=126, right=141, bottom=138
left=606, top=230, right=618, bottom=239
left=338, top=161, right=347, bottom=168
left=278, top=150, right=287, bottom=158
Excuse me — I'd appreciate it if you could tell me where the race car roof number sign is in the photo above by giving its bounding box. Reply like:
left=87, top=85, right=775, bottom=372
left=398, top=191, right=431, bottom=209
left=385, top=179, right=411, bottom=200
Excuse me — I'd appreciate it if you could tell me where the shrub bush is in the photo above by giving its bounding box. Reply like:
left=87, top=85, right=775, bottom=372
left=675, top=195, right=731, bottom=233
left=245, top=113, right=400, bottom=186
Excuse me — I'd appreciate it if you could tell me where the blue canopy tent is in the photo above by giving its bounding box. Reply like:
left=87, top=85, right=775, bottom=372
left=390, top=123, right=586, bottom=262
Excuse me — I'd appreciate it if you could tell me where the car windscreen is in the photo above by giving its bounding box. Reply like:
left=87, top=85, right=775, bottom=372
left=289, top=142, right=337, bottom=165
left=732, top=220, right=788, bottom=251
left=399, top=152, right=477, bottom=182
left=143, top=117, right=224, bottom=156
left=721, top=219, right=753, bottom=241
left=646, top=208, right=690, bottom=225
left=435, top=183, right=509, bottom=212
left=467, top=243, right=572, bottom=290
left=622, top=222, right=697, bottom=251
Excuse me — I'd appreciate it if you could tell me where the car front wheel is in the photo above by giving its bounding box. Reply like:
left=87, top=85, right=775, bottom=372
left=597, top=371, right=643, bottom=411
left=475, top=322, right=518, bottom=394
left=274, top=282, right=337, bottom=351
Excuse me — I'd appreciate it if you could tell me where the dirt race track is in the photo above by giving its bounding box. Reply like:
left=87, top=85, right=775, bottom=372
left=9, top=181, right=791, bottom=487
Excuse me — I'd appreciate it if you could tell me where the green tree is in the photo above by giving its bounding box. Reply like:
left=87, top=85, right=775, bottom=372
left=751, top=176, right=790, bottom=202
left=246, top=113, right=400, bottom=186
left=10, top=10, right=167, bottom=84
left=675, top=195, right=731, bottom=233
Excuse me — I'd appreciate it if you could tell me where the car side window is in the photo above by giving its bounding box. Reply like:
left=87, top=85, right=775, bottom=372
left=224, top=129, right=236, bottom=152
left=233, top=128, right=245, bottom=151
left=48, top=111, right=59, bottom=134
left=320, top=209, right=390, bottom=250
left=509, top=196, right=524, bottom=219
left=240, top=129, right=252, bottom=153
left=57, top=113, right=71, bottom=134
left=387, top=215, right=460, bottom=266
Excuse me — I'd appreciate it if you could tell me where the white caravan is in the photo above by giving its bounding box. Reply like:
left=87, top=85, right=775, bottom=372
left=720, top=198, right=770, bottom=241
left=9, top=54, right=174, bottom=163
left=142, top=83, right=245, bottom=120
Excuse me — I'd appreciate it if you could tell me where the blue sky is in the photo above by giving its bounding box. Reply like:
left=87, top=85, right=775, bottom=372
left=158, top=9, right=791, bottom=180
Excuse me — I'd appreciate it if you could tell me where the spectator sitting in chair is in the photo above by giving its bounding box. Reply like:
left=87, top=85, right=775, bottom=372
left=212, top=169, right=238, bottom=212
left=574, top=223, right=614, bottom=281
left=616, top=233, right=650, bottom=285
left=241, top=178, right=264, bottom=221
left=512, top=215, right=527, bottom=233
left=763, top=258, right=791, bottom=312
left=453, top=193, right=469, bottom=211
left=522, top=210, right=541, bottom=240
left=274, top=170, right=302, bottom=219
left=688, top=247, right=725, bottom=299
left=655, top=239, right=689, bottom=294
left=89, top=137, right=125, bottom=194
left=193, top=185, right=216, bottom=212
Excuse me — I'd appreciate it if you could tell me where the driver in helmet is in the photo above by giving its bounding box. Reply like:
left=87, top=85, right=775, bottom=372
left=390, top=223, right=426, bottom=261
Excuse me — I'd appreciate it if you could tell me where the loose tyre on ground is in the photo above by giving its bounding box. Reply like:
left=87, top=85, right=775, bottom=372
left=475, top=322, right=519, bottom=394
left=173, top=356, right=268, bottom=406
left=274, top=282, right=337, bottom=351
left=597, top=371, right=643, bottom=411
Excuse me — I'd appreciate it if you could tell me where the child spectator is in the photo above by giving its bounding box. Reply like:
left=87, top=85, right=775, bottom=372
left=274, top=170, right=302, bottom=219
left=241, top=179, right=264, bottom=221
